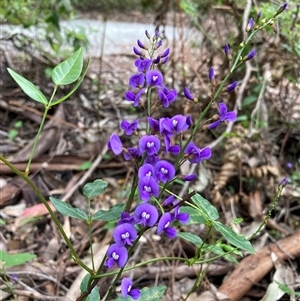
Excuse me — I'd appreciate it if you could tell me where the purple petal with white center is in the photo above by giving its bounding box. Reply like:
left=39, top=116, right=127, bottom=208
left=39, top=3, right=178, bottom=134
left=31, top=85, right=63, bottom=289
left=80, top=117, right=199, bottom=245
left=105, top=243, right=128, bottom=268
left=108, top=134, right=123, bottom=155
left=157, top=212, right=173, bottom=234
left=129, top=73, right=145, bottom=89
left=146, top=70, right=163, bottom=87
left=138, top=176, right=160, bottom=202
left=121, top=277, right=132, bottom=298
left=134, top=203, right=158, bottom=227
left=138, top=135, right=160, bottom=156
left=113, top=223, right=137, bottom=246
left=154, top=160, right=175, bottom=183
left=138, top=163, right=155, bottom=178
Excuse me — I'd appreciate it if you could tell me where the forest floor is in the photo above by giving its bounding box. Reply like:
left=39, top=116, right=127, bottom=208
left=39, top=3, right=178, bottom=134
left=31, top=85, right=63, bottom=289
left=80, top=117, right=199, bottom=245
left=1, top=7, right=300, bottom=301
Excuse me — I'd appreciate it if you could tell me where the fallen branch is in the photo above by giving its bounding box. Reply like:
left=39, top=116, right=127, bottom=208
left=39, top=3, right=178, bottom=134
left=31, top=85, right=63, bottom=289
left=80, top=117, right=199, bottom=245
left=217, top=231, right=300, bottom=301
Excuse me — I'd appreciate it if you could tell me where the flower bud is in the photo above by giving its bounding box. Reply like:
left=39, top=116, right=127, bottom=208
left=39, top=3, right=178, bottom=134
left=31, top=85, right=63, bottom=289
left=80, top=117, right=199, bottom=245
left=145, top=30, right=151, bottom=39
left=243, top=49, right=256, bottom=61
left=246, top=18, right=254, bottom=32
left=133, top=47, right=142, bottom=56
left=226, top=81, right=238, bottom=92
left=137, top=39, right=147, bottom=50
left=273, top=3, right=287, bottom=17
left=209, top=67, right=216, bottom=87
left=224, top=44, right=232, bottom=60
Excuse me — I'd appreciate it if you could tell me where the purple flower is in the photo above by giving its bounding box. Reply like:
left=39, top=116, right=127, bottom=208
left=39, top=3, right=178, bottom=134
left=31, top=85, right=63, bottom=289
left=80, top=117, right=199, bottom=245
left=138, top=176, right=160, bottom=202
left=137, top=39, right=147, bottom=49
left=123, top=147, right=140, bottom=161
left=133, top=47, right=142, bottom=56
left=138, top=135, right=160, bottom=156
left=121, top=277, right=140, bottom=300
left=138, top=163, right=155, bottom=178
left=137, top=59, right=152, bottom=73
left=105, top=243, right=128, bottom=269
left=279, top=177, right=289, bottom=187
left=246, top=18, right=254, bottom=32
left=108, top=134, right=123, bottom=155
left=286, top=162, right=293, bottom=169
left=173, top=206, right=189, bottom=224
left=257, top=11, right=262, bottom=19
left=154, top=160, right=175, bottom=183
left=125, top=88, right=145, bottom=107
left=146, top=70, right=163, bottom=87
left=134, top=203, right=158, bottom=227
left=129, top=73, right=145, bottom=89
left=148, top=117, right=159, bottom=132
left=185, top=143, right=212, bottom=163
left=168, top=144, right=180, bottom=155
left=118, top=211, right=135, bottom=225
left=160, top=115, right=191, bottom=135
left=181, top=174, right=197, bottom=181
left=208, top=102, right=237, bottom=129
left=226, top=81, right=238, bottom=92
left=144, top=154, right=159, bottom=165
left=157, top=212, right=176, bottom=238
left=183, top=87, right=195, bottom=101
left=121, top=119, right=139, bottom=135
left=113, top=223, right=137, bottom=246
left=244, top=49, right=256, bottom=61
left=157, top=86, right=177, bottom=107
left=153, top=55, right=161, bottom=64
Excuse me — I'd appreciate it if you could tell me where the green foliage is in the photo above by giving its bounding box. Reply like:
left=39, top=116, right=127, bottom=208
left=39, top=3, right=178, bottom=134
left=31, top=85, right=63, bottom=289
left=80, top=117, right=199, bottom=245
left=83, top=179, right=108, bottom=199
left=8, top=120, right=23, bottom=140
left=0, top=250, right=36, bottom=268
left=51, top=47, right=83, bottom=85
left=92, top=204, right=125, bottom=221
left=7, top=69, right=48, bottom=105
left=50, top=196, right=88, bottom=220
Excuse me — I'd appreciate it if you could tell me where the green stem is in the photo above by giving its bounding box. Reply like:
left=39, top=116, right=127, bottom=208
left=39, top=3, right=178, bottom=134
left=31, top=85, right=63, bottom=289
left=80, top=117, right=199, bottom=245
left=25, top=85, right=58, bottom=175
left=0, top=155, right=93, bottom=275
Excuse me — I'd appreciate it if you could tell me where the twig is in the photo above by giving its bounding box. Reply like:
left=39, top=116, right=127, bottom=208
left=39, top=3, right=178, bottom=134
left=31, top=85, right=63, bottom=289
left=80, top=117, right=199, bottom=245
left=12, top=289, right=73, bottom=301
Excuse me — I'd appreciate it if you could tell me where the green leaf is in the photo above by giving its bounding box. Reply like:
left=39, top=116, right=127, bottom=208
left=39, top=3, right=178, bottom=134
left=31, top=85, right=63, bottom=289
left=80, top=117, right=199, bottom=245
left=83, top=179, right=108, bottom=199
left=114, top=286, right=167, bottom=301
left=0, top=218, right=5, bottom=225
left=80, top=274, right=91, bottom=293
left=7, top=68, right=48, bottom=105
left=242, top=95, right=257, bottom=107
left=177, top=232, right=203, bottom=247
left=191, top=193, right=219, bottom=221
left=78, top=161, right=92, bottom=170
left=92, top=204, right=124, bottom=221
left=50, top=59, right=90, bottom=106
left=0, top=250, right=36, bottom=268
left=201, top=243, right=239, bottom=264
left=50, top=197, right=88, bottom=220
left=51, top=48, right=83, bottom=85
left=8, top=129, right=19, bottom=140
left=180, top=206, right=206, bottom=224
left=212, top=221, right=255, bottom=253
left=86, top=286, right=100, bottom=301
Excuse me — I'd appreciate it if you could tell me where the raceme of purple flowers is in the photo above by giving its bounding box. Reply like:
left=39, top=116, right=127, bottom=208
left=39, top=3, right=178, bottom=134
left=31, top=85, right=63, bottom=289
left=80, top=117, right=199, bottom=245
left=106, top=30, right=236, bottom=278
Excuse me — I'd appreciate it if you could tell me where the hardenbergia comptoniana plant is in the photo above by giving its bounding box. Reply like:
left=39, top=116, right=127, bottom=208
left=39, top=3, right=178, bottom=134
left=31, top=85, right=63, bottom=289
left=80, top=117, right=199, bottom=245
left=0, top=3, right=290, bottom=301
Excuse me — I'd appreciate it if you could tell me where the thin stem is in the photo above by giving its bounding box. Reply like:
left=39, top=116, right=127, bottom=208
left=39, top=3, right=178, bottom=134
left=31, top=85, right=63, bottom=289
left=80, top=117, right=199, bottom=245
left=88, top=198, right=95, bottom=271
left=0, top=155, right=93, bottom=275
left=25, top=85, right=58, bottom=175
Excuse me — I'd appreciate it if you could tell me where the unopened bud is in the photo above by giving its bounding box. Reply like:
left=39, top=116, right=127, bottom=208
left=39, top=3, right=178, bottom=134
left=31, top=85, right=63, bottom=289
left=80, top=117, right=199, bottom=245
left=273, top=3, right=287, bottom=17
left=246, top=18, right=254, bottom=32
left=209, top=67, right=216, bottom=87
left=243, top=49, right=256, bottom=61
